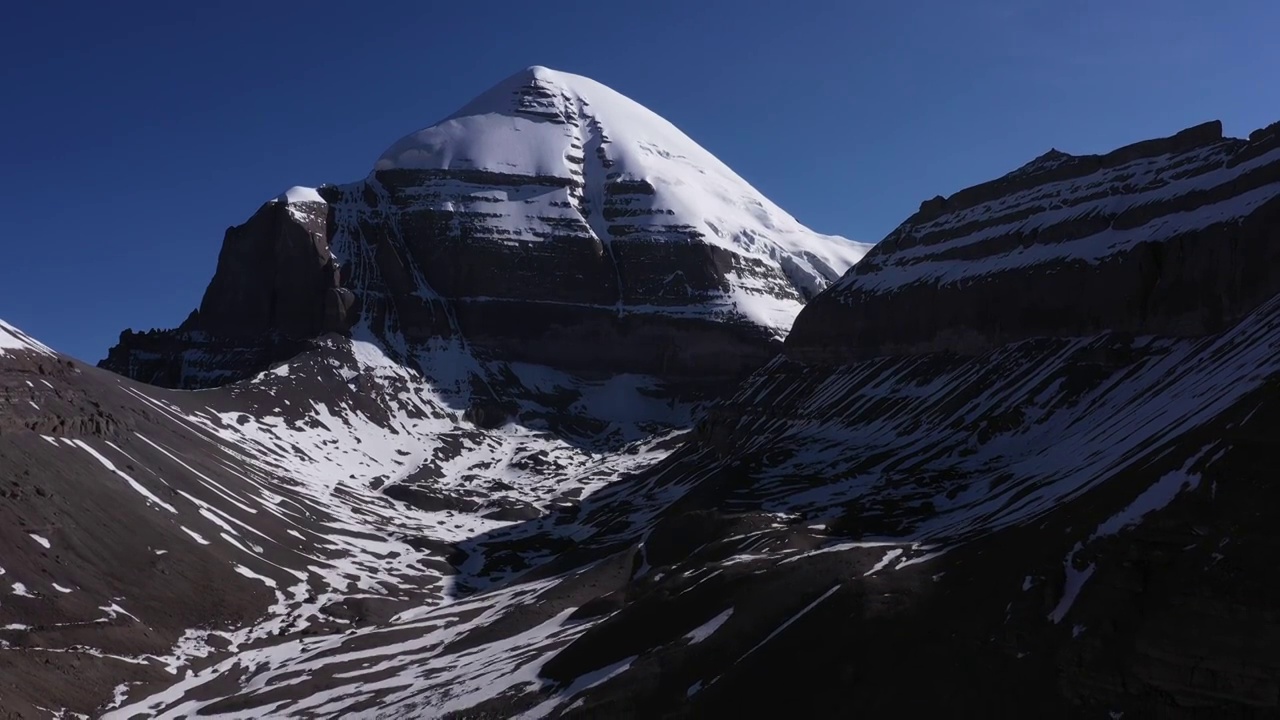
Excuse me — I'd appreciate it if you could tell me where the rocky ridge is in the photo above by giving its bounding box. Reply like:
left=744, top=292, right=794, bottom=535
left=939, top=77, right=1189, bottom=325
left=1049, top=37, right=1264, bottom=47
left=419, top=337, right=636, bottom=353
left=791, top=119, right=1280, bottom=360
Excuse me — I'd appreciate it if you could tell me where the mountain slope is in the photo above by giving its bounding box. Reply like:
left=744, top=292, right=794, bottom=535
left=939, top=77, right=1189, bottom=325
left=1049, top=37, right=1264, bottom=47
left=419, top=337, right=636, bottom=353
left=792, top=119, right=1280, bottom=359
left=97, top=119, right=1280, bottom=719
left=92, top=274, right=1280, bottom=718
left=11, top=102, right=1280, bottom=718
left=1, top=320, right=686, bottom=718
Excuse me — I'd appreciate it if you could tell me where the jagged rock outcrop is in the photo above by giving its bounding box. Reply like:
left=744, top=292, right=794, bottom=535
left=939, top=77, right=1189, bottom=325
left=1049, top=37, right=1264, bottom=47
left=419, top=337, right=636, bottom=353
left=99, top=189, right=351, bottom=387
left=789, top=119, right=1280, bottom=361
left=196, top=187, right=350, bottom=339
left=101, top=66, right=868, bottom=389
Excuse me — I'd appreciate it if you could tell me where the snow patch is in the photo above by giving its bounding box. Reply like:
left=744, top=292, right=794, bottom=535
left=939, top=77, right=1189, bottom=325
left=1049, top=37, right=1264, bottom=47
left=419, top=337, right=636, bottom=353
left=864, top=548, right=904, bottom=575
left=180, top=527, right=211, bottom=546
left=683, top=608, right=733, bottom=644
left=72, top=439, right=178, bottom=514
left=1092, top=451, right=1210, bottom=539
left=1048, top=544, right=1095, bottom=624
left=270, top=186, right=325, bottom=205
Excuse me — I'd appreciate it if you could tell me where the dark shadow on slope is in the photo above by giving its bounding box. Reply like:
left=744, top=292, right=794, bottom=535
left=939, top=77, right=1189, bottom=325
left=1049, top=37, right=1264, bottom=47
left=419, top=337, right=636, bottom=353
left=425, top=297, right=1280, bottom=718
left=434, top=369, right=1280, bottom=720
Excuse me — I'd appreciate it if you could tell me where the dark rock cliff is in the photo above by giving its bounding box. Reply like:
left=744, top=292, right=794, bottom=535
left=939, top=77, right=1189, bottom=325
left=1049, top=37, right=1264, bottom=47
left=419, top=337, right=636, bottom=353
left=99, top=195, right=354, bottom=388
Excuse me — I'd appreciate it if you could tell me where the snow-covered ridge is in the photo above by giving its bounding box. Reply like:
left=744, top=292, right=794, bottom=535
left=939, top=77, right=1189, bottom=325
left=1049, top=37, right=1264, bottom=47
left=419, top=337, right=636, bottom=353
left=0, top=318, right=56, bottom=357
left=378, top=66, right=758, bottom=189
left=835, top=122, right=1280, bottom=296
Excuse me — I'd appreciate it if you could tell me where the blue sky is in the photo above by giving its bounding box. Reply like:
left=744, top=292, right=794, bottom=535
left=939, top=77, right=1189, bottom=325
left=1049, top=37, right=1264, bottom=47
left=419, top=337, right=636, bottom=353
left=2, top=0, right=1277, bottom=361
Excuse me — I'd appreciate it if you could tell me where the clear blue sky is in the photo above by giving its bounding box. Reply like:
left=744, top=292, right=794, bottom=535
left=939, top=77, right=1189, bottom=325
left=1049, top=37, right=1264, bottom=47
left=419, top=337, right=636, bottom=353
left=2, top=0, right=1277, bottom=362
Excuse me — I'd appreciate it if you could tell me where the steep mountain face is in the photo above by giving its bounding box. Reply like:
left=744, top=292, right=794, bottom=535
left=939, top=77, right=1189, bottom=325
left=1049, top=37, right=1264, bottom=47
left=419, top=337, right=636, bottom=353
left=101, top=66, right=867, bottom=391
left=10, top=107, right=1280, bottom=718
left=100, top=192, right=340, bottom=389
left=791, top=119, right=1280, bottom=360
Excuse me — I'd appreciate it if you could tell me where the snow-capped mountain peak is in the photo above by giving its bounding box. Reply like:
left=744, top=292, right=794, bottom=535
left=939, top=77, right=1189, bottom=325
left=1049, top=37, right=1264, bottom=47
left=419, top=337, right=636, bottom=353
left=106, top=66, right=867, bottom=392
left=378, top=64, right=756, bottom=191
left=375, top=65, right=870, bottom=332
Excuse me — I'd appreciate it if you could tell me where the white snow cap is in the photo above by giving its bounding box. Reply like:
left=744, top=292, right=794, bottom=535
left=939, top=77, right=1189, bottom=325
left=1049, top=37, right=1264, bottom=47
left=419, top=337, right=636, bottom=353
left=375, top=65, right=871, bottom=334
left=377, top=65, right=738, bottom=180
left=0, top=318, right=56, bottom=358
left=271, top=186, right=326, bottom=205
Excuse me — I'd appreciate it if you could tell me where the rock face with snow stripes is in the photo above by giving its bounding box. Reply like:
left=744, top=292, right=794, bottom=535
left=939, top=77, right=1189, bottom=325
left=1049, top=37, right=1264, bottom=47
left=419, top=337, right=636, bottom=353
left=100, top=66, right=868, bottom=389
left=790, top=119, right=1280, bottom=361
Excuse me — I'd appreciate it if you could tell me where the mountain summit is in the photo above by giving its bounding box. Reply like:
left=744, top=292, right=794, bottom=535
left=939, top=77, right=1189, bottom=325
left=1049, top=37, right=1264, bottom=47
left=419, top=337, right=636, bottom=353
left=376, top=65, right=860, bottom=307
left=102, top=66, right=869, bottom=390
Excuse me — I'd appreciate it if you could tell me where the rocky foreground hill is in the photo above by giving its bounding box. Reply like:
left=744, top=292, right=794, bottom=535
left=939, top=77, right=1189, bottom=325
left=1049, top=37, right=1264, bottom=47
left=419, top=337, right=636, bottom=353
left=3, top=68, right=1280, bottom=718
